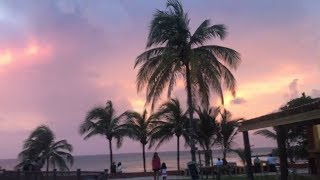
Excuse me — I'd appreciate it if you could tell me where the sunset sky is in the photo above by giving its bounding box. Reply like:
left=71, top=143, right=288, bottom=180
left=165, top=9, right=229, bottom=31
left=0, top=0, right=319, bottom=159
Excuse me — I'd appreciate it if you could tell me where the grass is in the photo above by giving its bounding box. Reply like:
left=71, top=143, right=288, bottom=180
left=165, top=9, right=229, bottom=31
left=217, top=174, right=320, bottom=180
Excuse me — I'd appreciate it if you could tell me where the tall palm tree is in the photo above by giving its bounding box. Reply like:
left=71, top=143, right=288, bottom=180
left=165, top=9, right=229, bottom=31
left=218, top=110, right=240, bottom=160
left=135, top=0, right=240, bottom=160
left=79, top=100, right=126, bottom=169
left=17, top=125, right=73, bottom=171
left=149, top=98, right=189, bottom=171
left=120, top=110, right=154, bottom=172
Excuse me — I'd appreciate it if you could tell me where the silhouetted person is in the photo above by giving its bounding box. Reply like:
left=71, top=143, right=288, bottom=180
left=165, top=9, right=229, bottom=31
left=117, top=162, right=122, bottom=173
left=267, top=154, right=276, bottom=172
left=215, top=158, right=223, bottom=166
left=254, top=156, right=261, bottom=173
left=161, top=162, right=167, bottom=180
left=111, top=162, right=117, bottom=174
left=152, top=152, right=161, bottom=180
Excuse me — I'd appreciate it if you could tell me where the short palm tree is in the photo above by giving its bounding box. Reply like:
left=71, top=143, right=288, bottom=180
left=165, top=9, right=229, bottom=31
left=218, top=110, right=240, bottom=160
left=17, top=125, right=73, bottom=171
left=79, top=100, right=126, bottom=169
left=135, top=0, right=240, bottom=160
left=230, top=148, right=246, bottom=166
left=120, top=110, right=154, bottom=172
left=149, top=98, right=188, bottom=171
left=254, top=128, right=297, bottom=163
left=194, top=106, right=220, bottom=166
left=195, top=106, right=220, bottom=151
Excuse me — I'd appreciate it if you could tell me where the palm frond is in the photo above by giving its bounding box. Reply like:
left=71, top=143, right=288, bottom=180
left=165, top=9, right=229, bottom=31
left=199, top=45, right=240, bottom=69
left=190, top=20, right=226, bottom=45
left=254, top=129, right=277, bottom=140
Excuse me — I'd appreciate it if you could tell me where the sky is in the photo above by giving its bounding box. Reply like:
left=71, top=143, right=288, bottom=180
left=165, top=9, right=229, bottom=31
left=0, top=0, right=319, bottom=159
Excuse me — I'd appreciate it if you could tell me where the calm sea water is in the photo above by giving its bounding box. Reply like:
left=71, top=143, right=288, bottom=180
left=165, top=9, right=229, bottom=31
left=0, top=148, right=273, bottom=172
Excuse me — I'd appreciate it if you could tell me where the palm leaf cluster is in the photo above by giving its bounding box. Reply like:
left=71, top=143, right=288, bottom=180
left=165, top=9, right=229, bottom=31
left=135, top=0, right=240, bottom=109
left=218, top=110, right=241, bottom=160
left=17, top=125, right=73, bottom=171
left=79, top=100, right=127, bottom=169
left=135, top=0, right=240, bottom=161
left=119, top=110, right=154, bottom=172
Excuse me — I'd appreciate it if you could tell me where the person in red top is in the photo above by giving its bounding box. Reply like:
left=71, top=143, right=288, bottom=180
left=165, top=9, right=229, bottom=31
left=152, top=152, right=161, bottom=180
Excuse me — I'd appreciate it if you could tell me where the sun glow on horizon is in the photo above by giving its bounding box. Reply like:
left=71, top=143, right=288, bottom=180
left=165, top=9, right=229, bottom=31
left=25, top=44, right=40, bottom=56
left=130, top=98, right=145, bottom=113
left=0, top=50, right=13, bottom=66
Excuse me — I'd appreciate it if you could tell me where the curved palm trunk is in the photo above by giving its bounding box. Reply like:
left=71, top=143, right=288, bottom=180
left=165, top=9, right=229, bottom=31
left=108, top=139, right=113, bottom=170
left=223, top=148, right=227, bottom=160
left=142, top=144, right=146, bottom=172
left=177, top=136, right=180, bottom=171
left=185, top=63, right=196, bottom=162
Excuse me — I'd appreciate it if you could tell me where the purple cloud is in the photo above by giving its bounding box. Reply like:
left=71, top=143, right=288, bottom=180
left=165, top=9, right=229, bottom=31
left=231, top=97, right=247, bottom=105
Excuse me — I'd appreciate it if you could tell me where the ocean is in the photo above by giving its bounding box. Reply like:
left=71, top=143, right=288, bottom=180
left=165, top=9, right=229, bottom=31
left=0, top=147, right=273, bottom=172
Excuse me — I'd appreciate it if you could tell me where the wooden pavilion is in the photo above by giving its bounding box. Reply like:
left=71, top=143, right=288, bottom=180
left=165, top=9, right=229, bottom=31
left=238, top=99, right=320, bottom=180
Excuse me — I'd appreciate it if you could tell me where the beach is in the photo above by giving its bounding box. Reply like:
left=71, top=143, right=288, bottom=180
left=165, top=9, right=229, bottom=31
left=0, top=148, right=273, bottom=172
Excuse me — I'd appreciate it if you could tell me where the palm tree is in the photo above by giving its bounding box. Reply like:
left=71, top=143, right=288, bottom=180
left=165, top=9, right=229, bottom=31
left=230, top=148, right=246, bottom=166
left=79, top=100, right=126, bottom=169
left=119, top=110, right=154, bottom=173
left=17, top=125, right=73, bottom=171
left=195, top=106, right=220, bottom=151
left=149, top=98, right=189, bottom=171
left=255, top=93, right=316, bottom=163
left=194, top=106, right=220, bottom=166
left=218, top=110, right=240, bottom=160
left=135, top=0, right=240, bottom=161
left=254, top=128, right=297, bottom=163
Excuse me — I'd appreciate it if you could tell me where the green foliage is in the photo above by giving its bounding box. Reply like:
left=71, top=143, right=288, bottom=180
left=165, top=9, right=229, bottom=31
left=135, top=0, right=240, bottom=109
left=280, top=92, right=314, bottom=110
left=254, top=129, right=277, bottom=140
left=194, top=106, right=220, bottom=151
left=17, top=125, right=73, bottom=171
left=230, top=148, right=246, bottom=166
left=149, top=99, right=188, bottom=148
left=217, top=109, right=240, bottom=159
left=149, top=98, right=189, bottom=171
left=119, top=110, right=154, bottom=172
left=254, top=93, right=317, bottom=162
left=79, top=100, right=126, bottom=168
left=120, top=110, right=153, bottom=145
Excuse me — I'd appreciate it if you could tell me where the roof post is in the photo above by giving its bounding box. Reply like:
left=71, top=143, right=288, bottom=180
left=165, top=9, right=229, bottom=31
left=276, top=125, right=288, bottom=180
left=243, top=131, right=254, bottom=180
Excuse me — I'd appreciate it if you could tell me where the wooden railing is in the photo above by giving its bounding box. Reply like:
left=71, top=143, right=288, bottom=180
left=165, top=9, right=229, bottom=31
left=0, top=169, right=108, bottom=180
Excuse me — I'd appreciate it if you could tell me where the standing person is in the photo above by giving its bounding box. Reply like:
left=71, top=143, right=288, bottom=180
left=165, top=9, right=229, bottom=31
left=117, top=162, right=122, bottom=173
left=215, top=158, right=223, bottom=166
left=160, top=163, right=167, bottom=180
left=111, top=162, right=117, bottom=174
left=267, top=154, right=276, bottom=172
left=253, top=156, right=261, bottom=173
left=152, top=152, right=161, bottom=180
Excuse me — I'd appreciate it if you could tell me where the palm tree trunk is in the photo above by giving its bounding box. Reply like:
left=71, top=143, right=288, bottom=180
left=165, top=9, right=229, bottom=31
left=177, top=135, right=180, bottom=171
left=142, top=144, right=146, bottom=173
left=223, top=148, right=227, bottom=160
left=185, top=63, right=196, bottom=162
left=109, top=139, right=113, bottom=170
left=46, top=157, right=49, bottom=172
